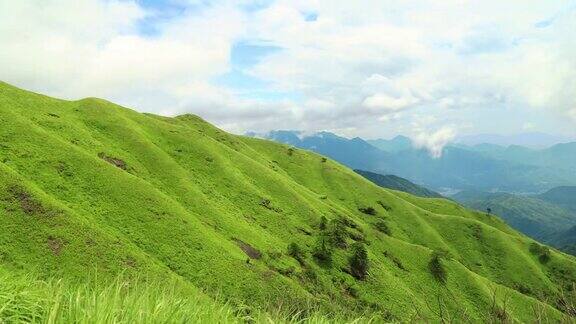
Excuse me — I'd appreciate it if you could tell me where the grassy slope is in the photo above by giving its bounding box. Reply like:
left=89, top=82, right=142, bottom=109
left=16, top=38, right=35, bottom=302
left=0, top=81, right=575, bottom=322
left=0, top=266, right=362, bottom=323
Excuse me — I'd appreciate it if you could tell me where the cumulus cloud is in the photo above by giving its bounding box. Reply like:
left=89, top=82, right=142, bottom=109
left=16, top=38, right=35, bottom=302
left=0, top=0, right=244, bottom=105
left=363, top=94, right=419, bottom=112
left=413, top=127, right=457, bottom=158
left=0, top=0, right=575, bottom=139
left=568, top=108, right=576, bottom=122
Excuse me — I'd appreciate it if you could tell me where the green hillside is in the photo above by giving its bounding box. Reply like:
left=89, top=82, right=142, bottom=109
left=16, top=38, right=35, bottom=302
left=1, top=81, right=575, bottom=322
left=354, top=169, right=443, bottom=198
left=453, top=191, right=576, bottom=240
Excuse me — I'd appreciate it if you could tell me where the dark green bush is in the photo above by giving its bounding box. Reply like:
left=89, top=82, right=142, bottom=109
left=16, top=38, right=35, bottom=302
left=328, top=219, right=348, bottom=248
left=373, top=220, right=391, bottom=235
left=529, top=242, right=540, bottom=254
left=287, top=242, right=305, bottom=264
left=539, top=248, right=551, bottom=264
left=529, top=242, right=552, bottom=264
left=377, top=200, right=393, bottom=211
left=349, top=242, right=369, bottom=280
left=428, top=251, right=447, bottom=283
left=358, top=207, right=377, bottom=216
left=338, top=216, right=358, bottom=229
left=302, top=267, right=318, bottom=283
left=348, top=230, right=364, bottom=242
left=312, top=235, right=333, bottom=264
left=319, top=216, right=328, bottom=230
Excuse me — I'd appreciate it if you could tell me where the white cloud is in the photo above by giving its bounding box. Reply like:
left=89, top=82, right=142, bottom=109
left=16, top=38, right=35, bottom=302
left=523, top=122, right=535, bottom=131
left=245, top=0, right=576, bottom=136
left=568, top=108, right=576, bottom=122
left=0, top=0, right=244, bottom=107
left=413, top=127, right=457, bottom=158
left=362, top=94, right=419, bottom=112
left=0, top=0, right=575, bottom=139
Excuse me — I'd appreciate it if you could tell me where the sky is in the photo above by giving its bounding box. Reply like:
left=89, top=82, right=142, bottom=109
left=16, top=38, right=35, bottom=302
left=1, top=0, right=576, bottom=153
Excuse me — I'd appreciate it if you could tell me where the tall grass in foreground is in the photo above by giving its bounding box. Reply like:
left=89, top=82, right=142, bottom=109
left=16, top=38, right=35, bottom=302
left=0, top=272, right=375, bottom=323
left=0, top=274, right=237, bottom=323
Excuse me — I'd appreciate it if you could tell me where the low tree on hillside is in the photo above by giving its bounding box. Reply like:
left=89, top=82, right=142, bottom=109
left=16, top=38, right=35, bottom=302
left=429, top=251, right=447, bottom=283
left=349, top=242, right=369, bottom=280
left=359, top=206, right=377, bottom=216
left=312, top=235, right=333, bottom=264
left=328, top=218, right=348, bottom=248
left=287, top=242, right=305, bottom=265
left=319, top=216, right=328, bottom=230
left=374, top=220, right=391, bottom=235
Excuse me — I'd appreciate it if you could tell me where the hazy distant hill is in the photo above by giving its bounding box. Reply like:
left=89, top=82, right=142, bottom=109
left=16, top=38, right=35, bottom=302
left=354, top=169, right=443, bottom=198
left=452, top=189, right=576, bottom=256
left=456, top=132, right=574, bottom=148
left=547, top=225, right=576, bottom=256
left=452, top=191, right=576, bottom=240
left=468, top=143, right=576, bottom=173
left=255, top=130, right=393, bottom=172
left=539, top=186, right=576, bottom=213
left=366, top=136, right=413, bottom=153
left=255, top=130, right=576, bottom=193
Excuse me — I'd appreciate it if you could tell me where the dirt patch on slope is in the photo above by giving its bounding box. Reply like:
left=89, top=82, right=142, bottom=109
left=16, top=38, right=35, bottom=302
left=47, top=236, right=64, bottom=255
left=233, top=238, right=262, bottom=259
left=98, top=152, right=127, bottom=170
left=7, top=186, right=46, bottom=215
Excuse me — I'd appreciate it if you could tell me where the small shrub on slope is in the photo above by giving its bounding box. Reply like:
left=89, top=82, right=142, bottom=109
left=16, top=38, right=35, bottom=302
left=328, top=219, right=348, bottom=248
left=349, top=242, right=369, bottom=280
left=358, top=206, right=377, bottom=216
left=373, top=220, right=391, bottom=235
left=377, top=200, right=393, bottom=211
left=318, top=216, right=328, bottom=230
left=429, top=251, right=447, bottom=283
left=287, top=243, right=305, bottom=265
left=529, top=243, right=552, bottom=264
left=312, top=235, right=333, bottom=265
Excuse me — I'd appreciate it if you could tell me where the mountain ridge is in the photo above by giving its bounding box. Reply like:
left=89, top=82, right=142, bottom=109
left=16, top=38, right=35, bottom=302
left=253, top=130, right=576, bottom=193
left=1, top=81, right=575, bottom=321
left=354, top=169, right=443, bottom=199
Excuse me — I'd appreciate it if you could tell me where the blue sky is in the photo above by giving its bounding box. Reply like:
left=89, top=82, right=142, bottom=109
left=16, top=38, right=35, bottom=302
left=1, top=0, right=575, bottom=153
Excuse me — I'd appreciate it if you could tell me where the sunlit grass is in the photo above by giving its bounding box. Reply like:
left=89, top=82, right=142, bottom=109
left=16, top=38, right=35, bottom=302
left=0, top=273, right=237, bottom=323
left=0, top=271, right=379, bottom=323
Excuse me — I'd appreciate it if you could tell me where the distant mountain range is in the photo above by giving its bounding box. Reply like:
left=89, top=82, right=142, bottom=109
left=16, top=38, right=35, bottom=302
left=452, top=187, right=576, bottom=255
left=367, top=135, right=413, bottom=152
left=354, top=169, right=443, bottom=199
left=250, top=130, right=576, bottom=193
left=249, top=130, right=392, bottom=172
left=455, top=132, right=575, bottom=148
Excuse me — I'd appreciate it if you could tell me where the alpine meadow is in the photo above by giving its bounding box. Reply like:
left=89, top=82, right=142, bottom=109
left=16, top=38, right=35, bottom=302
left=2, top=1, right=576, bottom=323
left=0, top=82, right=575, bottom=322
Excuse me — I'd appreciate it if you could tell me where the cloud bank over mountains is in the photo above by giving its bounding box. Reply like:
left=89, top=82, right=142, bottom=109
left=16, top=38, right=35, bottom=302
left=1, top=0, right=575, bottom=154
